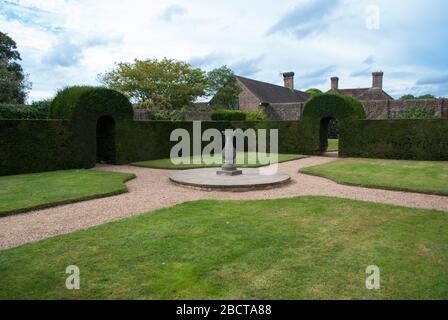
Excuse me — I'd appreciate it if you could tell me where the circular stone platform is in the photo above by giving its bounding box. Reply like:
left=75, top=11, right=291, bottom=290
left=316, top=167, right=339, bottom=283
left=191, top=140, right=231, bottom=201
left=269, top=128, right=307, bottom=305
left=169, top=168, right=291, bottom=191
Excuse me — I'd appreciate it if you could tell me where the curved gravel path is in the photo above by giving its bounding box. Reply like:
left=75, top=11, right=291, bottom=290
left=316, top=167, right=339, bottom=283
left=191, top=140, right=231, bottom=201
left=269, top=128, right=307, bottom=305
left=1, top=156, right=447, bottom=250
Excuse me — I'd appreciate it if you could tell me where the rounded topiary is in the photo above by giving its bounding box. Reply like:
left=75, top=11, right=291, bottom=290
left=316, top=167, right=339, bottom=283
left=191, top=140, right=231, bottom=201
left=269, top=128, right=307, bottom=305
left=49, top=86, right=133, bottom=121
left=302, top=93, right=366, bottom=121
left=301, top=93, right=366, bottom=154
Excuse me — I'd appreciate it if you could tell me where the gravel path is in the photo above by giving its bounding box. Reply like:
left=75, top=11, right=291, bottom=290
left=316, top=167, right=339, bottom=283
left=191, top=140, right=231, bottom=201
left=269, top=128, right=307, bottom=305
left=1, top=156, right=447, bottom=250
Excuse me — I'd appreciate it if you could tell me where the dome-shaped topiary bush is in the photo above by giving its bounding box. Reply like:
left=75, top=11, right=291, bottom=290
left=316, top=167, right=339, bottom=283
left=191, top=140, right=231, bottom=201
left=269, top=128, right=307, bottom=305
left=48, top=86, right=134, bottom=168
left=300, top=94, right=366, bottom=155
left=49, top=86, right=133, bottom=121
left=302, top=93, right=366, bottom=121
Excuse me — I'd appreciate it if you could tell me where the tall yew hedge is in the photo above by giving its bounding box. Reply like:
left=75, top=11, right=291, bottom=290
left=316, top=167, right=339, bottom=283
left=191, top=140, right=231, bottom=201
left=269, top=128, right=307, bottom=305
left=302, top=94, right=366, bottom=121
left=1, top=89, right=447, bottom=176
left=340, top=119, right=448, bottom=160
left=301, top=93, right=366, bottom=154
left=50, top=86, right=133, bottom=121
left=50, top=86, right=134, bottom=167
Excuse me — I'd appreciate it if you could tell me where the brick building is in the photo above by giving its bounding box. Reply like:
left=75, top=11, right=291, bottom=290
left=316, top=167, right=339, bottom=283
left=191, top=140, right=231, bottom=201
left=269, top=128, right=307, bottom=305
left=327, top=72, right=447, bottom=120
left=189, top=70, right=447, bottom=121
left=327, top=71, right=393, bottom=100
left=232, top=72, right=309, bottom=120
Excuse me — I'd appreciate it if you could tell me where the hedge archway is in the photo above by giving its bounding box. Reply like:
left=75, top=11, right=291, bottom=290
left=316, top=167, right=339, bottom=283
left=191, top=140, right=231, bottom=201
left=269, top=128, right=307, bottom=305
left=49, top=86, right=133, bottom=166
left=50, top=86, right=133, bottom=122
left=96, top=115, right=116, bottom=163
left=302, top=94, right=366, bottom=154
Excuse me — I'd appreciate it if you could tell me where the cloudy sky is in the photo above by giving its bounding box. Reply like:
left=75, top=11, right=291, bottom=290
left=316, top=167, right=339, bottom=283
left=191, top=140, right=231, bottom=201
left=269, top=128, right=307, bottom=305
left=1, top=0, right=447, bottom=102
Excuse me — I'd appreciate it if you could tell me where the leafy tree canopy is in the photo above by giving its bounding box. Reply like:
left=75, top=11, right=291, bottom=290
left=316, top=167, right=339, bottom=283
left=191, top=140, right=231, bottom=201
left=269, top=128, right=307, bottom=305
left=400, top=94, right=437, bottom=100
left=207, top=66, right=241, bottom=109
left=418, top=94, right=436, bottom=100
left=134, top=94, right=171, bottom=111
left=306, top=88, right=323, bottom=97
left=400, top=94, right=415, bottom=100
left=100, top=58, right=208, bottom=109
left=0, top=31, right=31, bottom=104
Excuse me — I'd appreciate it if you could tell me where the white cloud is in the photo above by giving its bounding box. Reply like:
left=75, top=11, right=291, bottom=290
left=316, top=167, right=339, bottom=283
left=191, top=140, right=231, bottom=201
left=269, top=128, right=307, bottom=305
left=0, top=0, right=447, bottom=102
left=160, top=4, right=187, bottom=21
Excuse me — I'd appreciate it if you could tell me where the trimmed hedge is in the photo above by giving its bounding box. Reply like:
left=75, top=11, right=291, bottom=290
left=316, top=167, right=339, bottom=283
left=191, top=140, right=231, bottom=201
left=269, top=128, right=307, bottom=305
left=229, top=120, right=308, bottom=154
left=49, top=86, right=94, bottom=119
left=0, top=118, right=307, bottom=176
left=50, top=86, right=133, bottom=121
left=0, top=120, right=84, bottom=176
left=2, top=87, right=445, bottom=176
left=211, top=110, right=247, bottom=121
left=211, top=110, right=269, bottom=121
left=340, top=119, right=448, bottom=160
left=2, top=116, right=447, bottom=176
left=302, top=93, right=366, bottom=154
left=48, top=86, right=134, bottom=167
left=116, top=120, right=303, bottom=163
left=302, top=93, right=366, bottom=121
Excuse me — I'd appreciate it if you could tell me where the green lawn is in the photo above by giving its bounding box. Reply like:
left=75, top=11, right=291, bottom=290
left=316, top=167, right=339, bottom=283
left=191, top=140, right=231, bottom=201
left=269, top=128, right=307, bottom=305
left=327, top=139, right=339, bottom=152
left=301, top=158, right=448, bottom=195
left=1, top=196, right=447, bottom=300
left=0, top=170, right=135, bottom=216
left=132, top=153, right=306, bottom=170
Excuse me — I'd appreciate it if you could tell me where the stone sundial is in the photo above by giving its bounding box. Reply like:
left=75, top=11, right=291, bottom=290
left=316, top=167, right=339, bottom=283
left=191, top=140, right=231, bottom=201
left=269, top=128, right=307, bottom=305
left=216, top=130, right=242, bottom=176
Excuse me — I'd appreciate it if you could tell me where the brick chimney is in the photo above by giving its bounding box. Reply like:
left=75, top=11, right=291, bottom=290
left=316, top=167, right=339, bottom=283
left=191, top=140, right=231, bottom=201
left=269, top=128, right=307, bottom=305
left=331, top=77, right=339, bottom=90
left=283, top=72, right=295, bottom=90
left=372, top=71, right=384, bottom=89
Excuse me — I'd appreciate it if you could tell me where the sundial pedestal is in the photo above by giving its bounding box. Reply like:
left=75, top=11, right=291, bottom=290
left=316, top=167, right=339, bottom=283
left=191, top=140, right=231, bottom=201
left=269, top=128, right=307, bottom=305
left=169, top=129, right=291, bottom=191
left=216, top=130, right=242, bottom=176
left=216, top=168, right=243, bottom=176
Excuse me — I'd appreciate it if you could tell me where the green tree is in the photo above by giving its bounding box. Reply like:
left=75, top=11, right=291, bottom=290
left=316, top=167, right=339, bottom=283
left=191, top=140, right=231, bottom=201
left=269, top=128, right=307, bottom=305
left=100, top=58, right=208, bottom=109
left=400, top=94, right=437, bottom=100
left=0, top=32, right=31, bottom=104
left=418, top=94, right=436, bottom=100
left=135, top=95, right=171, bottom=110
left=400, top=94, right=415, bottom=100
left=207, top=66, right=242, bottom=109
left=306, top=88, right=323, bottom=97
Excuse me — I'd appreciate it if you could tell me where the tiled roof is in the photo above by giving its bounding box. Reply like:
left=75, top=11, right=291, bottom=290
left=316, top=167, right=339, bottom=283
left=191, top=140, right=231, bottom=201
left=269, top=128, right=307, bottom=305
left=237, top=76, right=310, bottom=103
left=327, top=88, right=393, bottom=100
